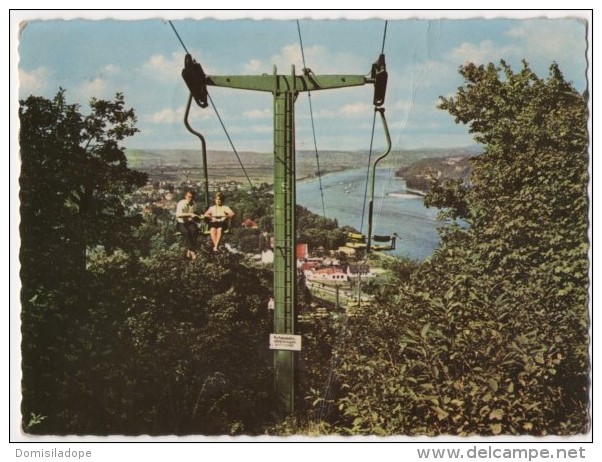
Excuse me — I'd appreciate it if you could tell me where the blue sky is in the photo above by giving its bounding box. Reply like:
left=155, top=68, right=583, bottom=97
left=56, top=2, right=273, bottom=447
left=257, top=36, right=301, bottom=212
left=15, top=11, right=589, bottom=153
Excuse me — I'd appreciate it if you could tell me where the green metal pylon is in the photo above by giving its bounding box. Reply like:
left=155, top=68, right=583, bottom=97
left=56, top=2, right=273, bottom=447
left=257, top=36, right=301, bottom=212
left=206, top=66, right=369, bottom=413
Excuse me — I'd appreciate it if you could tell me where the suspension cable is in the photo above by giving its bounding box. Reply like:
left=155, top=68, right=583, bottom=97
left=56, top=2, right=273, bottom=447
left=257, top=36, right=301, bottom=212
left=318, top=23, right=388, bottom=418
left=360, top=113, right=378, bottom=233
left=168, top=20, right=190, bottom=55
left=360, top=20, right=388, bottom=234
left=380, top=20, right=388, bottom=55
left=297, top=20, right=326, bottom=218
left=372, top=21, right=437, bottom=232
left=168, top=20, right=254, bottom=190
left=207, top=94, right=254, bottom=189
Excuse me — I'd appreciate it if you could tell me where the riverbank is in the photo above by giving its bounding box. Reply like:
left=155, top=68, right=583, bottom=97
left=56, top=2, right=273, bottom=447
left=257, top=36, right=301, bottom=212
left=297, top=168, right=441, bottom=261
left=296, top=167, right=352, bottom=184
left=404, top=187, right=427, bottom=197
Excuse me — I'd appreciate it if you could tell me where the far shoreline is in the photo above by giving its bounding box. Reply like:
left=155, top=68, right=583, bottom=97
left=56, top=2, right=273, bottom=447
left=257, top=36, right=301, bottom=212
left=404, top=187, right=427, bottom=197
left=297, top=168, right=429, bottom=197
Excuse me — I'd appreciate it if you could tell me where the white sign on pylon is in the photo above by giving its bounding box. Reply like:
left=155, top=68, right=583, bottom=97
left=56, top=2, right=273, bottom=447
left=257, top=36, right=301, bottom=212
left=269, top=334, right=302, bottom=351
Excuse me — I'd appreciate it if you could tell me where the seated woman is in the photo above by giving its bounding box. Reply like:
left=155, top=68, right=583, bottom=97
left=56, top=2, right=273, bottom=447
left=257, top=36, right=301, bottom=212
left=203, top=192, right=235, bottom=251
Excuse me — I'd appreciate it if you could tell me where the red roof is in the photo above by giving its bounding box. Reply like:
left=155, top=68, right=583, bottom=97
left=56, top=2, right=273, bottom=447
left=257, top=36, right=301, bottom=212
left=301, top=261, right=319, bottom=271
left=296, top=243, right=308, bottom=259
left=241, top=218, right=258, bottom=228
left=315, top=267, right=345, bottom=275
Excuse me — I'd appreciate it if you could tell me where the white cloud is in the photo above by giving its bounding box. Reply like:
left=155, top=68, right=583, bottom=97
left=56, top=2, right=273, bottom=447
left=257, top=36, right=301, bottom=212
left=145, top=105, right=212, bottom=124
left=302, top=47, right=360, bottom=74
left=504, top=20, right=586, bottom=75
left=249, top=123, right=272, bottom=134
left=505, top=20, right=583, bottom=57
left=142, top=52, right=183, bottom=81
left=307, top=107, right=336, bottom=118
left=436, top=20, right=586, bottom=89
left=270, top=44, right=303, bottom=71
left=147, top=107, right=181, bottom=124
left=448, top=40, right=514, bottom=66
left=66, top=63, right=135, bottom=106
left=99, top=64, right=120, bottom=76
left=214, top=122, right=270, bottom=135
left=340, top=102, right=372, bottom=117
left=245, top=43, right=363, bottom=76
left=19, top=67, right=50, bottom=97
left=297, top=101, right=372, bottom=121
left=243, top=59, right=264, bottom=74
left=243, top=108, right=271, bottom=119
left=391, top=98, right=418, bottom=114
left=77, top=77, right=109, bottom=100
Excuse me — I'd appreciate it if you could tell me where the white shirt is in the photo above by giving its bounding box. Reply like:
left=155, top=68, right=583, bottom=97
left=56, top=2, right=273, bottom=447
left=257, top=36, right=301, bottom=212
left=205, top=204, right=234, bottom=221
left=176, top=199, right=196, bottom=224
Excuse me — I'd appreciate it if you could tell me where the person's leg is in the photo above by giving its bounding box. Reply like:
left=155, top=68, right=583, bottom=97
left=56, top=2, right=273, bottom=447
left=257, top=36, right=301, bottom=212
left=186, top=222, right=198, bottom=259
left=214, top=227, right=223, bottom=250
left=178, top=222, right=192, bottom=257
left=210, top=226, right=219, bottom=250
left=179, top=222, right=198, bottom=258
left=188, top=222, right=198, bottom=251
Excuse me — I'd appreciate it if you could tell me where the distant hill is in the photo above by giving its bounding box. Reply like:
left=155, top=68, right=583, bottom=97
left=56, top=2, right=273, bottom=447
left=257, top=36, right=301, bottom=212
left=125, top=149, right=271, bottom=170
left=396, top=153, right=476, bottom=192
left=125, top=146, right=481, bottom=183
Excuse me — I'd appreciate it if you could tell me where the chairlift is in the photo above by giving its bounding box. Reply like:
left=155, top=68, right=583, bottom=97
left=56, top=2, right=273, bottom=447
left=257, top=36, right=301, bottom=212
left=345, top=231, right=397, bottom=251
left=370, top=233, right=398, bottom=251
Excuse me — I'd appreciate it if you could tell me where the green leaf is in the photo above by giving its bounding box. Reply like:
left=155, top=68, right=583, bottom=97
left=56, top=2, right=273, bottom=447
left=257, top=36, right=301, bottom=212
left=444, top=288, right=455, bottom=300
left=489, top=408, right=504, bottom=421
left=490, top=423, right=503, bottom=435
left=434, top=406, right=449, bottom=421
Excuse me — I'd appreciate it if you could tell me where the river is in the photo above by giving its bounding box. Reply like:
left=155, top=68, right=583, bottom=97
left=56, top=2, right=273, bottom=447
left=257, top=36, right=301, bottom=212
left=296, top=168, right=441, bottom=261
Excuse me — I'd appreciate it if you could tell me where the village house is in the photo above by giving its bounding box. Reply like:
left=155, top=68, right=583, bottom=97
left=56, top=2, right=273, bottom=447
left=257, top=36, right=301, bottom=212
left=307, top=266, right=348, bottom=283
left=346, top=262, right=373, bottom=280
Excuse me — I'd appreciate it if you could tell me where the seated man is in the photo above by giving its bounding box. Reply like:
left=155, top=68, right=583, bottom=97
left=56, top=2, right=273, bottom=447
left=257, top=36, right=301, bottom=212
left=175, top=190, right=200, bottom=259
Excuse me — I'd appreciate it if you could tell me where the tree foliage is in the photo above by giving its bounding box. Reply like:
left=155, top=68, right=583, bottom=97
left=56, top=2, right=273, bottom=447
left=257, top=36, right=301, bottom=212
left=23, top=246, right=275, bottom=435
left=324, top=61, right=590, bottom=436
left=19, top=90, right=147, bottom=288
left=296, top=206, right=347, bottom=252
left=19, top=90, right=149, bottom=434
left=96, top=249, right=274, bottom=435
left=19, top=91, right=276, bottom=435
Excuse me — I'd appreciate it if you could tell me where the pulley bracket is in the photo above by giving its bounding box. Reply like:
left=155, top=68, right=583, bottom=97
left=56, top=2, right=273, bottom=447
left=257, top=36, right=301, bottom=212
left=182, top=54, right=209, bottom=108
left=371, top=53, right=388, bottom=107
